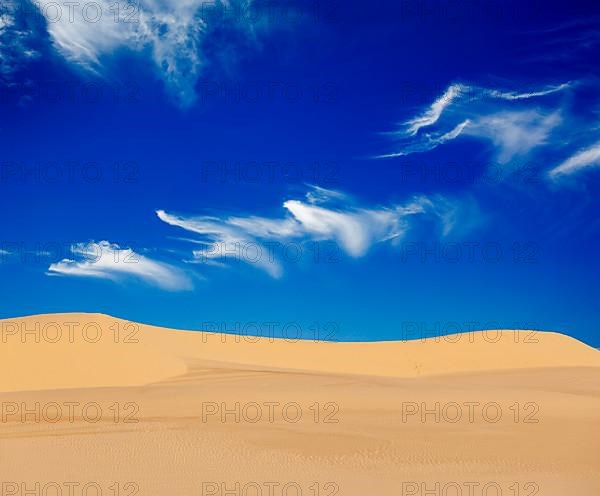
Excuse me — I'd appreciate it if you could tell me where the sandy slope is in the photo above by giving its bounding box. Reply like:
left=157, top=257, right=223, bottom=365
left=1, top=313, right=599, bottom=392
left=0, top=313, right=599, bottom=495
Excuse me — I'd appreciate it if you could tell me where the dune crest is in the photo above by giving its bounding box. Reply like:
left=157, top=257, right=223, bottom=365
left=0, top=313, right=598, bottom=392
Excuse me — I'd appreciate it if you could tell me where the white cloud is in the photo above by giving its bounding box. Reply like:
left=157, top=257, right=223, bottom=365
left=382, top=81, right=570, bottom=161
left=464, top=110, right=561, bottom=163
left=282, top=199, right=424, bottom=257
left=486, top=82, right=572, bottom=101
left=157, top=187, right=460, bottom=277
left=34, top=0, right=128, bottom=67
left=381, top=80, right=600, bottom=186
left=548, top=141, right=600, bottom=179
left=29, top=0, right=255, bottom=107
left=0, top=13, right=13, bottom=31
left=48, top=240, right=193, bottom=291
left=305, top=184, right=350, bottom=205
left=378, top=119, right=470, bottom=158
left=406, top=83, right=465, bottom=135
left=156, top=210, right=289, bottom=277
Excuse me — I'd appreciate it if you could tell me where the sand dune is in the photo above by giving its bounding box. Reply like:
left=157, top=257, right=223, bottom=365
left=0, top=313, right=599, bottom=495
left=0, top=313, right=599, bottom=392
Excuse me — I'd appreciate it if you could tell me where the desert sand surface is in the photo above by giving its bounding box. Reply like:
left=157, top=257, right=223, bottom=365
left=0, top=313, right=599, bottom=496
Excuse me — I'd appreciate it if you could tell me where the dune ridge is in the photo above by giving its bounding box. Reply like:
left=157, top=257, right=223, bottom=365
left=0, top=313, right=598, bottom=392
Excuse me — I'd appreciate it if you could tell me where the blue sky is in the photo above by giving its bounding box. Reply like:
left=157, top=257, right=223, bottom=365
left=1, top=0, right=599, bottom=344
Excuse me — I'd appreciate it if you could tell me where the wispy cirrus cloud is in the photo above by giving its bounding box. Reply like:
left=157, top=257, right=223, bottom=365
left=378, top=79, right=600, bottom=186
left=156, top=210, right=294, bottom=277
left=378, top=81, right=570, bottom=160
left=48, top=240, right=193, bottom=291
left=485, top=82, right=571, bottom=101
left=405, top=83, right=464, bottom=135
left=157, top=186, right=468, bottom=278
left=464, top=110, right=562, bottom=164
left=5, top=0, right=258, bottom=107
left=548, top=141, right=600, bottom=179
